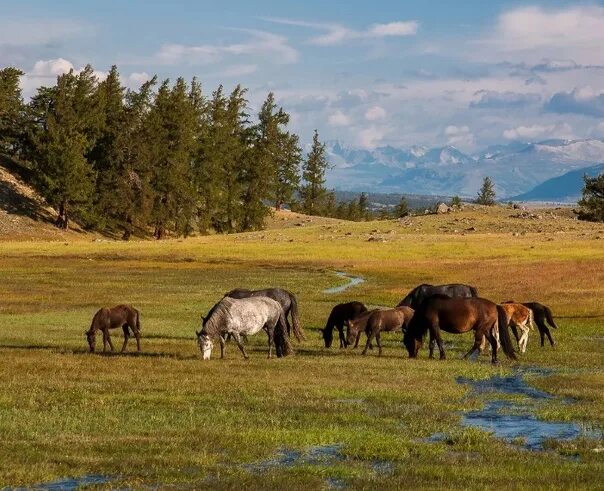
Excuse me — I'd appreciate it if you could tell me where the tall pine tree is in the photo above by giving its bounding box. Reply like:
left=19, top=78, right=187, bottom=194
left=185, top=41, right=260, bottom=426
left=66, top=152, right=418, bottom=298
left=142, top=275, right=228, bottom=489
left=0, top=67, right=24, bottom=156
left=300, top=130, right=329, bottom=215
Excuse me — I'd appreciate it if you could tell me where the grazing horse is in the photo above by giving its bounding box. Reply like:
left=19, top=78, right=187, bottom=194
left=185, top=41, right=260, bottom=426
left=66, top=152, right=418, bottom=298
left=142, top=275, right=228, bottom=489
left=322, top=301, right=368, bottom=348
left=225, top=288, right=304, bottom=342
left=397, top=283, right=478, bottom=310
left=499, top=303, right=533, bottom=353
left=344, top=309, right=380, bottom=349
left=196, top=297, right=292, bottom=360
left=403, top=296, right=516, bottom=364
left=504, top=301, right=558, bottom=347
left=347, top=307, right=414, bottom=356
left=85, top=304, right=141, bottom=353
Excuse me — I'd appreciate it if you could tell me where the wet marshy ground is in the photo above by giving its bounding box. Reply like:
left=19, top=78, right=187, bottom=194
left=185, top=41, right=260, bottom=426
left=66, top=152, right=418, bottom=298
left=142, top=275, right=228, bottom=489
left=322, top=271, right=365, bottom=294
left=456, top=367, right=600, bottom=451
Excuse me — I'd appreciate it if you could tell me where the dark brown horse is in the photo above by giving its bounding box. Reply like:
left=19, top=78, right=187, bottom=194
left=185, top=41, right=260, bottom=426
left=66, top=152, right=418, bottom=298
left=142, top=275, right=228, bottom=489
left=322, top=301, right=368, bottom=348
left=85, top=304, right=141, bottom=353
left=347, top=306, right=414, bottom=356
left=397, top=283, right=478, bottom=309
left=504, top=301, right=558, bottom=347
left=403, top=296, right=516, bottom=364
left=224, top=288, right=304, bottom=342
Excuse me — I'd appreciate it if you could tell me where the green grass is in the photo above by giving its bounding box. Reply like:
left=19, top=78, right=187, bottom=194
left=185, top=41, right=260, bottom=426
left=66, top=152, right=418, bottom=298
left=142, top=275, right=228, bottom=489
left=0, top=209, right=603, bottom=489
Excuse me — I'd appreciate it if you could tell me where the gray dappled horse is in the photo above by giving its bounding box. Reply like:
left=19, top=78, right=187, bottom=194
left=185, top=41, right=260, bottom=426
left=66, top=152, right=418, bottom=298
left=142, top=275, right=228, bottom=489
left=196, top=297, right=293, bottom=360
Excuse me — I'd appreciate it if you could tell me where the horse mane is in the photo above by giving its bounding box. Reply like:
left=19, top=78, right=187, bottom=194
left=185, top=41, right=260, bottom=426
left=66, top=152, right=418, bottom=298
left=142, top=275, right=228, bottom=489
left=203, top=298, right=236, bottom=337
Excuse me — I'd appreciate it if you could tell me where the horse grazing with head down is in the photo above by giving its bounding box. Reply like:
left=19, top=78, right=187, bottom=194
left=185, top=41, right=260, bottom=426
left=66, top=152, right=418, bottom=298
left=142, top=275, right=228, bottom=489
left=403, top=296, right=516, bottom=364
left=503, top=301, right=558, bottom=347
left=196, top=297, right=292, bottom=360
left=397, top=283, right=478, bottom=310
left=224, top=288, right=304, bottom=342
left=322, top=301, right=368, bottom=348
left=85, top=304, right=141, bottom=353
left=346, top=306, right=414, bottom=356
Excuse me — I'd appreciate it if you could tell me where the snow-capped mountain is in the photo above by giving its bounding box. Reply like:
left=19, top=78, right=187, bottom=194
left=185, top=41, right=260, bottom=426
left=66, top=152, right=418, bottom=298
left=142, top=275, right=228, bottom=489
left=325, top=139, right=604, bottom=200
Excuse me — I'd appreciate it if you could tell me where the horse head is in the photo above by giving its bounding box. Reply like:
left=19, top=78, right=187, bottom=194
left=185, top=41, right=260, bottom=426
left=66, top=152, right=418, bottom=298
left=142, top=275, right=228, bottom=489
left=344, top=319, right=357, bottom=347
left=85, top=330, right=95, bottom=353
left=196, top=330, right=214, bottom=360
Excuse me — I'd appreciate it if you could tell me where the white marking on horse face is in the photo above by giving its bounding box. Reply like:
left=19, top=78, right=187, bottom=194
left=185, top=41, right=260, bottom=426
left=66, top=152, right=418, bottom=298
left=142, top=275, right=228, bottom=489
left=199, top=335, right=213, bottom=360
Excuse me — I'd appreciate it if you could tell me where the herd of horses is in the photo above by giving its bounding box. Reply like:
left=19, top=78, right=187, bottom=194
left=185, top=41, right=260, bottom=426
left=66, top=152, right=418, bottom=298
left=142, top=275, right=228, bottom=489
left=85, top=283, right=559, bottom=364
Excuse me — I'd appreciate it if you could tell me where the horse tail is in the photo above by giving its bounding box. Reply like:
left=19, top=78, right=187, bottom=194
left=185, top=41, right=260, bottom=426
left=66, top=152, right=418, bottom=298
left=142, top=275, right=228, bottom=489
left=135, top=308, right=141, bottom=332
left=275, top=311, right=293, bottom=357
left=544, top=306, right=559, bottom=329
left=289, top=293, right=305, bottom=342
left=497, top=305, right=517, bottom=361
left=470, top=286, right=479, bottom=297
left=527, top=308, right=534, bottom=331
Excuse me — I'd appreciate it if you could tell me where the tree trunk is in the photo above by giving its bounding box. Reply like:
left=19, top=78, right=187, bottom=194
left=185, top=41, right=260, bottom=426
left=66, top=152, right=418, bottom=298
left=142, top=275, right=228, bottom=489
left=55, top=200, right=68, bottom=230
left=122, top=216, right=133, bottom=241
left=275, top=200, right=283, bottom=211
left=154, top=223, right=165, bottom=240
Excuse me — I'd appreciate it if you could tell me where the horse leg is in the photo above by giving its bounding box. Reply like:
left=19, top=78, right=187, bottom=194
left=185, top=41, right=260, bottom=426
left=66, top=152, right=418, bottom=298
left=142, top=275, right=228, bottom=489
left=266, top=325, right=274, bottom=359
left=219, top=335, right=226, bottom=359
left=362, top=331, right=375, bottom=355
left=487, top=328, right=499, bottom=364
left=510, top=324, right=520, bottom=348
left=463, top=331, right=483, bottom=360
left=121, top=325, right=130, bottom=353
left=106, top=331, right=115, bottom=352
left=232, top=332, right=248, bottom=359
left=376, top=332, right=383, bottom=356
left=428, top=332, right=435, bottom=359
left=433, top=327, right=445, bottom=360
left=337, top=323, right=346, bottom=348
left=354, top=330, right=361, bottom=349
left=102, top=330, right=108, bottom=353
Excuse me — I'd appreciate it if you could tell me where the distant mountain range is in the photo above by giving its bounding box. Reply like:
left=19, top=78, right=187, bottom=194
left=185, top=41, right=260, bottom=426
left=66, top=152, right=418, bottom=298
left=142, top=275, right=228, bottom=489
left=325, top=139, right=604, bottom=201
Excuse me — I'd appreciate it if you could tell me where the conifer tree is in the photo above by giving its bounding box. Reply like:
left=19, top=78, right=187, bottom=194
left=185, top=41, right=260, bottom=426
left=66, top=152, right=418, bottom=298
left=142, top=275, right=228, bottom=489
left=476, top=176, right=496, bottom=205
left=578, top=173, right=604, bottom=222
left=394, top=196, right=410, bottom=217
left=300, top=130, right=329, bottom=215
left=358, top=192, right=369, bottom=220
left=0, top=67, right=24, bottom=156
left=29, top=69, right=99, bottom=229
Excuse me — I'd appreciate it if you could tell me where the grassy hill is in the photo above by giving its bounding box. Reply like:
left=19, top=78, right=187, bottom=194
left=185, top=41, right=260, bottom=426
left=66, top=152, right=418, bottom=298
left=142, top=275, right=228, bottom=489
left=0, top=156, right=91, bottom=241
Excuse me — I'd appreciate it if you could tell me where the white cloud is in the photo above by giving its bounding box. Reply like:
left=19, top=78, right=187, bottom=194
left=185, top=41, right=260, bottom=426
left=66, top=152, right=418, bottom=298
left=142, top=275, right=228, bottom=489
left=328, top=110, right=351, bottom=127
left=444, top=125, right=475, bottom=148
left=127, top=72, right=152, bottom=87
left=215, top=64, right=258, bottom=78
left=503, top=122, right=573, bottom=141
left=365, top=105, right=386, bottom=121
left=0, top=18, right=90, bottom=47
left=262, top=17, right=418, bottom=46
left=482, top=6, right=604, bottom=64
left=20, top=58, right=108, bottom=98
left=358, top=126, right=383, bottom=148
left=155, top=29, right=297, bottom=65
left=30, top=58, right=75, bottom=78
left=368, top=21, right=418, bottom=37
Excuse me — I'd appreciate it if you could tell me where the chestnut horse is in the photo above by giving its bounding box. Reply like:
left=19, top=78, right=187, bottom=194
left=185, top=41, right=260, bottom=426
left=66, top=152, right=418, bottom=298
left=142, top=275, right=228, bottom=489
left=347, top=306, right=414, bottom=356
left=85, top=304, right=141, bottom=353
left=322, top=301, right=368, bottom=348
left=504, top=301, right=559, bottom=347
left=403, top=296, right=516, bottom=364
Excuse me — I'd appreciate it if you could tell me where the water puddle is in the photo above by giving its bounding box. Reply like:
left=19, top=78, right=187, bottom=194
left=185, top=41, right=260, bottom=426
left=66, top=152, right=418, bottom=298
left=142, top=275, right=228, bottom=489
left=454, top=367, right=599, bottom=451
left=323, top=271, right=365, bottom=294
left=10, top=474, right=116, bottom=491
left=244, top=444, right=344, bottom=473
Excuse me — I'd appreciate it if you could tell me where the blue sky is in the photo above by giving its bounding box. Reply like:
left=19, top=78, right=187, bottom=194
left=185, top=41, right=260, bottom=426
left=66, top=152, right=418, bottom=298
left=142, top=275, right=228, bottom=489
left=2, top=1, right=604, bottom=151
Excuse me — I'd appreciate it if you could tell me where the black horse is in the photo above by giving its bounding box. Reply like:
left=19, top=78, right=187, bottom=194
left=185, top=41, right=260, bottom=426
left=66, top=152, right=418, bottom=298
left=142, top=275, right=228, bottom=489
left=321, top=301, right=368, bottom=348
left=224, top=288, right=305, bottom=342
left=504, top=301, right=559, bottom=347
left=397, top=283, right=478, bottom=310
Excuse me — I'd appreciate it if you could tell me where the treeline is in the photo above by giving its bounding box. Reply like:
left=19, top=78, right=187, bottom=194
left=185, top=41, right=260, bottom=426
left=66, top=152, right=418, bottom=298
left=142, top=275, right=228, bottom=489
left=0, top=65, right=338, bottom=238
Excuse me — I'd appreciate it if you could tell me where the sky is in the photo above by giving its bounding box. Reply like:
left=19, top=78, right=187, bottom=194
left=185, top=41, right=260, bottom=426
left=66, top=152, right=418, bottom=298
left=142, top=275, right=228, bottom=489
left=2, top=0, right=604, bottom=152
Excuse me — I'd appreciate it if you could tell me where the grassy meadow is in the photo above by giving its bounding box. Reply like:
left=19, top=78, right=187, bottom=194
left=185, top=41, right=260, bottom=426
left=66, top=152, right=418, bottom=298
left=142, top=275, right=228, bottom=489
left=0, top=207, right=603, bottom=489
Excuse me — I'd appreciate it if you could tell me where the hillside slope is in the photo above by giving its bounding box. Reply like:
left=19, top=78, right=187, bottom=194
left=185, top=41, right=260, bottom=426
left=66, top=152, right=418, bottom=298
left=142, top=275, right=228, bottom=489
left=0, top=156, right=90, bottom=240
left=513, top=163, right=604, bottom=202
